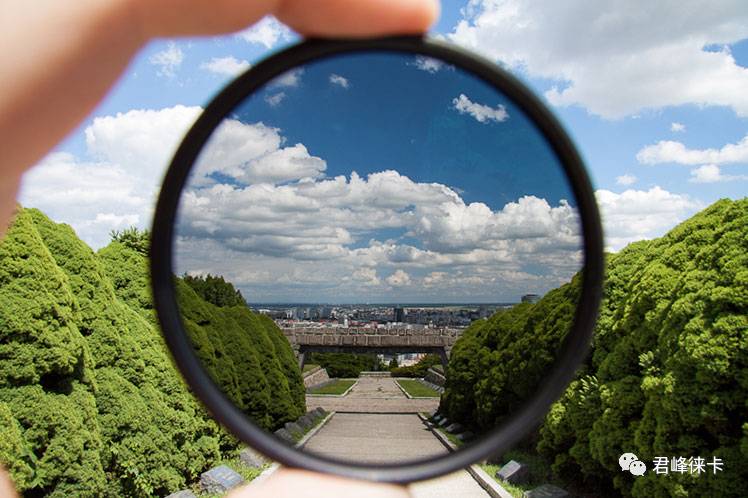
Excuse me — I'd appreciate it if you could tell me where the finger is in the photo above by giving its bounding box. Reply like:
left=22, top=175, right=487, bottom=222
left=226, top=468, right=411, bottom=498
left=276, top=0, right=440, bottom=38
left=134, top=0, right=439, bottom=38
left=0, top=465, right=18, bottom=498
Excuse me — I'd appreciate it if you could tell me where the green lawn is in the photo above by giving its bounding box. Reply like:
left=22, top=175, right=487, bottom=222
left=308, top=379, right=356, bottom=395
left=397, top=379, right=440, bottom=398
left=302, top=363, right=320, bottom=373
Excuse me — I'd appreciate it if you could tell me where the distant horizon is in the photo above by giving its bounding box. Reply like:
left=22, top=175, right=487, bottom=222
left=249, top=301, right=520, bottom=307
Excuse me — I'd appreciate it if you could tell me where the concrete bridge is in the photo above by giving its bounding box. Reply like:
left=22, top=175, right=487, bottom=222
left=281, top=326, right=462, bottom=368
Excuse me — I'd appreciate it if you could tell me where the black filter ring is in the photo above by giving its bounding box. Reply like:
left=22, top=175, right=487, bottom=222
left=150, top=36, right=604, bottom=483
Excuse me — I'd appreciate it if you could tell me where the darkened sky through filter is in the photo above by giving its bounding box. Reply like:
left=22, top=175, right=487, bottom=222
left=174, top=52, right=583, bottom=304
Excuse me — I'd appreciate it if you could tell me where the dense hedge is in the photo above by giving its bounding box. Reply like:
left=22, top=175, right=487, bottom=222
left=444, top=198, right=748, bottom=497
left=0, top=209, right=304, bottom=496
left=390, top=354, right=442, bottom=378
left=440, top=272, right=580, bottom=431
left=308, top=353, right=383, bottom=378
left=176, top=283, right=305, bottom=430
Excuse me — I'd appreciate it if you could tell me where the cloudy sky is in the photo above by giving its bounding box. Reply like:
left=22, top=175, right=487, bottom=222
left=173, top=53, right=582, bottom=302
left=19, top=0, right=748, bottom=302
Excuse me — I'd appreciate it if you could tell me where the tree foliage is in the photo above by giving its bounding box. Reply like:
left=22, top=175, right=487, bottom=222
left=444, top=198, right=748, bottom=497
left=390, top=354, right=442, bottom=378
left=441, top=272, right=581, bottom=431
left=537, top=198, right=748, bottom=497
left=308, top=353, right=383, bottom=378
left=0, top=209, right=304, bottom=496
left=183, top=273, right=246, bottom=307
left=109, top=226, right=150, bottom=256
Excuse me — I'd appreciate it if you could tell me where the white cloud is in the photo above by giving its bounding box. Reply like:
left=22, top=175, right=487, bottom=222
left=148, top=42, right=184, bottom=78
left=670, top=122, right=686, bottom=133
left=193, top=120, right=325, bottom=185
left=450, top=1, right=748, bottom=118
left=270, top=68, right=304, bottom=88
left=241, top=144, right=326, bottom=184
left=20, top=102, right=587, bottom=302
left=386, top=269, right=412, bottom=287
left=264, top=92, right=286, bottom=106
left=595, top=186, right=702, bottom=251
left=452, top=94, right=509, bottom=123
left=236, top=16, right=292, bottom=48
left=85, top=105, right=202, bottom=179
left=422, top=271, right=447, bottom=287
left=200, top=56, right=250, bottom=76
left=19, top=106, right=201, bottom=249
left=615, top=174, right=637, bottom=186
left=689, top=164, right=748, bottom=183
left=176, top=146, right=584, bottom=301
left=637, top=134, right=748, bottom=165
left=411, top=56, right=445, bottom=73
left=352, top=267, right=380, bottom=286
left=329, top=74, right=350, bottom=88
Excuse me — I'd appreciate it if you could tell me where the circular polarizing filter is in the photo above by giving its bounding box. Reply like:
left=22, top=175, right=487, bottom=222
left=150, top=36, right=603, bottom=483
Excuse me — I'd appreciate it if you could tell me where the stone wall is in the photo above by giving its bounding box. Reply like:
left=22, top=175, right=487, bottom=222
left=283, top=326, right=460, bottom=353
left=303, top=366, right=330, bottom=388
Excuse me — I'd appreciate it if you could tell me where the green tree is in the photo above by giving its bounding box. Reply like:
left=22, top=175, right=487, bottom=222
left=308, top=353, right=381, bottom=378
left=183, top=273, right=246, bottom=307
left=446, top=198, right=748, bottom=497
left=538, top=199, right=748, bottom=497
left=0, top=207, right=307, bottom=496
left=0, top=209, right=106, bottom=496
left=109, top=226, right=150, bottom=256
left=390, top=354, right=441, bottom=377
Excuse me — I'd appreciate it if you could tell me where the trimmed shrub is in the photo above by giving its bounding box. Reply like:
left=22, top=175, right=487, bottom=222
left=0, top=208, right=305, bottom=496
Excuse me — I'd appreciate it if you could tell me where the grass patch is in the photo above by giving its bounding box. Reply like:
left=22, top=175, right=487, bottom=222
left=302, top=363, right=320, bottom=373
left=397, top=379, right=440, bottom=397
left=479, top=449, right=560, bottom=498
left=479, top=464, right=527, bottom=498
left=308, top=379, right=356, bottom=395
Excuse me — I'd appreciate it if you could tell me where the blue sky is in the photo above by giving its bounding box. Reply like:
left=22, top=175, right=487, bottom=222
left=172, top=51, right=582, bottom=302
left=19, top=1, right=748, bottom=302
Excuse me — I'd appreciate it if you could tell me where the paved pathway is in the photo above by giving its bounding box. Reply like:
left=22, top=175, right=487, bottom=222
left=303, top=376, right=489, bottom=497
left=306, top=376, right=439, bottom=413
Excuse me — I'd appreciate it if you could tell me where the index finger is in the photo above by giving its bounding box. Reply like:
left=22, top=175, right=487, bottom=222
left=136, top=0, right=439, bottom=39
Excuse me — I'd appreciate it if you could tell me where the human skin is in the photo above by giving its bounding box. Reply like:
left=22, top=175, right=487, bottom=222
left=0, top=0, right=438, bottom=495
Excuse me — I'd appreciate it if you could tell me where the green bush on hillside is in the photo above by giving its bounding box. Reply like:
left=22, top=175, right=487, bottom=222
left=176, top=283, right=305, bottom=430
left=537, top=198, right=748, bottom=498
left=441, top=273, right=580, bottom=432
left=444, top=198, right=748, bottom=497
left=0, top=208, right=305, bottom=496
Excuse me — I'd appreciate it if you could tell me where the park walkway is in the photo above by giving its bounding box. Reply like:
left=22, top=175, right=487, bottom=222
left=306, top=375, right=440, bottom=413
left=304, top=376, right=489, bottom=497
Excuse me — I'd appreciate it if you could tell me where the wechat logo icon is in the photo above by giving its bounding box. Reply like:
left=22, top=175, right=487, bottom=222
left=620, top=453, right=647, bottom=476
